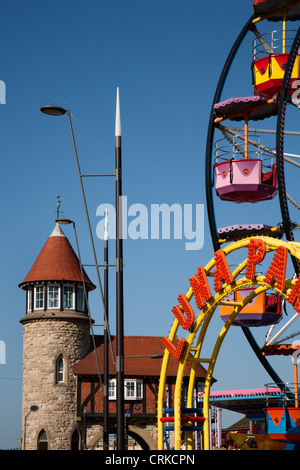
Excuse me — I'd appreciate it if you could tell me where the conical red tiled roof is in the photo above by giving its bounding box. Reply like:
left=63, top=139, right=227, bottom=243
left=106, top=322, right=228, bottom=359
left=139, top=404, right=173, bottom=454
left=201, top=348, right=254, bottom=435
left=19, top=223, right=96, bottom=290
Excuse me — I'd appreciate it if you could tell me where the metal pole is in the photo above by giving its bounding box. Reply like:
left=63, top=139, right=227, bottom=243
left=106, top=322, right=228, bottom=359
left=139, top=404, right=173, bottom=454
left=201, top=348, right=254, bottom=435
left=115, top=88, right=125, bottom=450
left=292, top=349, right=300, bottom=408
left=66, top=109, right=113, bottom=351
left=83, top=405, right=87, bottom=450
left=103, top=210, right=109, bottom=449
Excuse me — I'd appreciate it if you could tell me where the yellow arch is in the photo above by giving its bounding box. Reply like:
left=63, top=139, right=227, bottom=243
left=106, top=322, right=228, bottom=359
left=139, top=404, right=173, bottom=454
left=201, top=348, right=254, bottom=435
left=157, top=237, right=300, bottom=450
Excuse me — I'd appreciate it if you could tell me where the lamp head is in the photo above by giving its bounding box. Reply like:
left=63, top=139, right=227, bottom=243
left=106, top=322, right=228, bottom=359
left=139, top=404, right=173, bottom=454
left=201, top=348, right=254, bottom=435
left=40, top=105, right=67, bottom=116
left=55, top=218, right=74, bottom=225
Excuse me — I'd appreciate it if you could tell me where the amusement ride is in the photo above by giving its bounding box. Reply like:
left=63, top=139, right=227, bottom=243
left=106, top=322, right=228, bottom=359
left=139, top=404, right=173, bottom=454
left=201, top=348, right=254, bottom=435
left=157, top=0, right=300, bottom=451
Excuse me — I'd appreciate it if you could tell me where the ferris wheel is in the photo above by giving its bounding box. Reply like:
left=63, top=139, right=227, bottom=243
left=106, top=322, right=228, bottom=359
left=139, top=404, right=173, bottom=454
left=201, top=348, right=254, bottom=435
left=205, top=0, right=300, bottom=391
left=157, top=0, right=300, bottom=451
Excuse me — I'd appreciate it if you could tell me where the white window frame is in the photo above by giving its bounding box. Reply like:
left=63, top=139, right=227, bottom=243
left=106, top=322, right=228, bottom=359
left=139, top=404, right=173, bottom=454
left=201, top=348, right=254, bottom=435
left=125, top=380, right=143, bottom=400
left=56, top=355, right=65, bottom=384
left=108, top=378, right=143, bottom=400
left=63, top=285, right=75, bottom=309
left=197, top=381, right=204, bottom=395
left=48, top=284, right=60, bottom=309
left=27, top=289, right=32, bottom=311
left=108, top=378, right=117, bottom=399
left=34, top=286, right=44, bottom=310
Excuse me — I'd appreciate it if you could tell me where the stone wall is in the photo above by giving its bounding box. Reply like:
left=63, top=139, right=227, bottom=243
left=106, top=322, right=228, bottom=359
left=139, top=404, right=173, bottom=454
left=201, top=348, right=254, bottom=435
left=85, top=422, right=158, bottom=450
left=21, top=317, right=90, bottom=450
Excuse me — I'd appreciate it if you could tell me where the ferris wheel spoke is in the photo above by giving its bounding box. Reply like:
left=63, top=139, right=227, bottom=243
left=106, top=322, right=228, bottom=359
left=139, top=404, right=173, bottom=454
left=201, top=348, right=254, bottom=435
left=273, top=330, right=300, bottom=344
left=230, top=126, right=300, bottom=136
left=265, top=312, right=300, bottom=346
left=284, top=155, right=300, bottom=168
left=220, top=124, right=275, bottom=156
left=286, top=193, right=300, bottom=210
left=221, top=126, right=300, bottom=164
left=251, top=24, right=273, bottom=54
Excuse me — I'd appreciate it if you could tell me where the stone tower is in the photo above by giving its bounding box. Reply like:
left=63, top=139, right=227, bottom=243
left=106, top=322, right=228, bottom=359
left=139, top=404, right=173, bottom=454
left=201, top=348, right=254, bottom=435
left=19, top=222, right=96, bottom=450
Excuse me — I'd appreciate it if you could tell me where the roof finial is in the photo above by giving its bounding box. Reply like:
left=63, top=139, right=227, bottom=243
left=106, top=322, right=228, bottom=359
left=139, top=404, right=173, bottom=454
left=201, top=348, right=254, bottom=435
left=56, top=195, right=61, bottom=219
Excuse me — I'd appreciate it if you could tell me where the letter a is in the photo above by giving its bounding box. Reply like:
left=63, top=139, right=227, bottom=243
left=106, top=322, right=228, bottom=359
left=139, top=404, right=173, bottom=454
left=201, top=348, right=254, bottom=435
left=287, top=276, right=300, bottom=314
left=214, top=249, right=233, bottom=292
left=263, top=246, right=288, bottom=292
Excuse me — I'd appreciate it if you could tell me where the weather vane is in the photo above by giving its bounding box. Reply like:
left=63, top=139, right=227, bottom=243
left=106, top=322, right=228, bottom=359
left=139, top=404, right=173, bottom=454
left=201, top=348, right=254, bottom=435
left=56, top=195, right=61, bottom=219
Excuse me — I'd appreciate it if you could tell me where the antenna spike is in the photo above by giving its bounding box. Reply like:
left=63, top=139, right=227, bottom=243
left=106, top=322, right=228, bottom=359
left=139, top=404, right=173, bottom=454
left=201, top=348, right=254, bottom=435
left=115, top=87, right=121, bottom=137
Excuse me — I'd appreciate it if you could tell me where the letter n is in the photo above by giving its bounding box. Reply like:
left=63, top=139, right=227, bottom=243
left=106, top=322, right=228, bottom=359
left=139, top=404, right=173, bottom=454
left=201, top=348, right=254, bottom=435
left=214, top=249, right=233, bottom=292
left=161, top=337, right=186, bottom=361
left=263, top=246, right=288, bottom=292
left=189, top=266, right=212, bottom=310
left=172, top=294, right=195, bottom=330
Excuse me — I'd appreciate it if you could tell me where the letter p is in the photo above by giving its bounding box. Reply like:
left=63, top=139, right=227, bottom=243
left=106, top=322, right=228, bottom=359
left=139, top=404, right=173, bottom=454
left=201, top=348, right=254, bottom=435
left=245, top=238, right=266, bottom=280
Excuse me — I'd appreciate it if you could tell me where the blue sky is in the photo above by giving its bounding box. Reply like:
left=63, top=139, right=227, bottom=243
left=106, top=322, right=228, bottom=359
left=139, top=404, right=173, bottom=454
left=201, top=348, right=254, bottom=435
left=1, top=0, right=300, bottom=449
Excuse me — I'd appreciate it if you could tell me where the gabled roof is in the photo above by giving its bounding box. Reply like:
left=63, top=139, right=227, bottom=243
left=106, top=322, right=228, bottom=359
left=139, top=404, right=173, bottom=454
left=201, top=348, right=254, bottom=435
left=19, top=223, right=95, bottom=290
left=73, top=335, right=209, bottom=379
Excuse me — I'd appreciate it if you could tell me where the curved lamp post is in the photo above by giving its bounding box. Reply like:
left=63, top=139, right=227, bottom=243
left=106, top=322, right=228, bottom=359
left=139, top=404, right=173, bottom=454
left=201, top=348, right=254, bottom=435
left=41, top=94, right=124, bottom=449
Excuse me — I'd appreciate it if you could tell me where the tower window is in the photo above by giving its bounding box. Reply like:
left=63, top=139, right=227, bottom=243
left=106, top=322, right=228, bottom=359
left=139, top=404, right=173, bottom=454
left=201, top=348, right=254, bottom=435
left=56, top=355, right=65, bottom=384
left=71, top=429, right=80, bottom=450
left=34, top=286, right=44, bottom=309
left=77, top=287, right=85, bottom=312
left=63, top=285, right=74, bottom=309
left=27, top=289, right=32, bottom=311
left=37, top=429, right=48, bottom=450
left=48, top=285, right=60, bottom=309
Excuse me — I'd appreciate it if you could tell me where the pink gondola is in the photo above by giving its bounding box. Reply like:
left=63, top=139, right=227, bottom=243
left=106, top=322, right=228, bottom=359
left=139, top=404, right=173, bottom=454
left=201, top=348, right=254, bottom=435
left=213, top=96, right=278, bottom=203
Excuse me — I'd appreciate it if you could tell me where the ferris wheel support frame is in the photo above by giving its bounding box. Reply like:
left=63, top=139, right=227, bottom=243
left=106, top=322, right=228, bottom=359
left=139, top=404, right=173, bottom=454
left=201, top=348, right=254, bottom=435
left=205, top=14, right=254, bottom=253
left=157, top=237, right=300, bottom=450
left=204, top=14, right=287, bottom=389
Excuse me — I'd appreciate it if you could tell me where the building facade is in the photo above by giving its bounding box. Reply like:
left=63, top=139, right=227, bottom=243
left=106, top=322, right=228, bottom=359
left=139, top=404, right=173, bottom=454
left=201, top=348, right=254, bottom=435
left=19, top=223, right=95, bottom=450
left=19, top=223, right=207, bottom=450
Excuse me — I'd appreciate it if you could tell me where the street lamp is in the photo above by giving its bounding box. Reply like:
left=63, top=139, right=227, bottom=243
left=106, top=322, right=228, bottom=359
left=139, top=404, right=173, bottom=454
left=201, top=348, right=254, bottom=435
left=40, top=103, right=111, bottom=332
left=55, top=218, right=73, bottom=224
left=23, top=404, right=39, bottom=450
left=41, top=93, right=124, bottom=449
left=55, top=216, right=108, bottom=446
left=40, top=104, right=67, bottom=116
